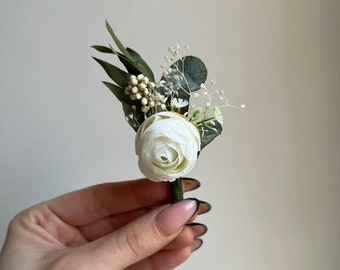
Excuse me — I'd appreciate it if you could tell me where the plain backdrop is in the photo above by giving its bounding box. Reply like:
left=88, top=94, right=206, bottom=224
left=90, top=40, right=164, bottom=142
left=0, top=1, right=339, bottom=269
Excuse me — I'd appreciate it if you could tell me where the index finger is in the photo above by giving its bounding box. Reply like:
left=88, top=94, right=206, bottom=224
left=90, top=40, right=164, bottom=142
left=47, top=179, right=170, bottom=226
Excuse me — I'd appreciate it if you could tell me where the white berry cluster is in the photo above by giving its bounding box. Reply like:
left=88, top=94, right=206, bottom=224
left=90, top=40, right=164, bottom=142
left=125, top=74, right=163, bottom=114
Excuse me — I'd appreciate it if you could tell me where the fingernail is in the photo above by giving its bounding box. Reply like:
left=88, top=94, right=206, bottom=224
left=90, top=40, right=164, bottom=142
left=156, top=199, right=199, bottom=236
left=191, top=238, right=203, bottom=252
left=197, top=200, right=212, bottom=215
left=182, top=178, right=201, bottom=192
left=186, top=223, right=208, bottom=237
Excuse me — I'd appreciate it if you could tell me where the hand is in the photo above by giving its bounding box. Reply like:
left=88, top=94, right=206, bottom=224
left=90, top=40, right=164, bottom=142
left=0, top=178, right=210, bottom=270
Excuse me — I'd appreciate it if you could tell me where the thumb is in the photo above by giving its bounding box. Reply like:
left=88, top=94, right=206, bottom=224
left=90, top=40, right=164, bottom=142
left=76, top=199, right=199, bottom=269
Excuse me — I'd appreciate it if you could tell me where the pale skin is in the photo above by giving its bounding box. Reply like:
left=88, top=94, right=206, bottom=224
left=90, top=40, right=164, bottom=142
left=0, top=178, right=209, bottom=270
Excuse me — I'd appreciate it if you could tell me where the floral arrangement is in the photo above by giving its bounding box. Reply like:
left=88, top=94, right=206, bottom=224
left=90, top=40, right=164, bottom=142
left=93, top=21, right=230, bottom=202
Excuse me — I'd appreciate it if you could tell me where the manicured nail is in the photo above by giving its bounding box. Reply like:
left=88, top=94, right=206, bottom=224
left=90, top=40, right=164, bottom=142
left=191, top=238, right=203, bottom=252
left=186, top=223, right=208, bottom=237
left=182, top=178, right=201, bottom=192
left=156, top=199, right=199, bottom=236
left=197, top=200, right=212, bottom=215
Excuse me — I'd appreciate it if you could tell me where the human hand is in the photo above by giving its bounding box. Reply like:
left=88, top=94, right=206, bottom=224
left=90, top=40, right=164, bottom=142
left=0, top=178, right=210, bottom=270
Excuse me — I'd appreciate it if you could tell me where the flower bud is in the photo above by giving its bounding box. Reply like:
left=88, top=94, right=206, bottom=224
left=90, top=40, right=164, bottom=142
left=131, top=86, right=138, bottom=94
left=141, top=97, right=148, bottom=105
left=129, top=75, right=138, bottom=85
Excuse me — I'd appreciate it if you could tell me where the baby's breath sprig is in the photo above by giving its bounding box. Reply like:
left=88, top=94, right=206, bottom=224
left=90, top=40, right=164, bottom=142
left=161, top=44, right=190, bottom=94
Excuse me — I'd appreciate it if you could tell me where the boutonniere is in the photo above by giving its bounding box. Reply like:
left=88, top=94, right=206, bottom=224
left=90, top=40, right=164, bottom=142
left=93, top=21, right=242, bottom=202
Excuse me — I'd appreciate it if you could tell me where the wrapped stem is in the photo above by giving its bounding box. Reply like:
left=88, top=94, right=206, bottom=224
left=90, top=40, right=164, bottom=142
left=170, top=177, right=183, bottom=203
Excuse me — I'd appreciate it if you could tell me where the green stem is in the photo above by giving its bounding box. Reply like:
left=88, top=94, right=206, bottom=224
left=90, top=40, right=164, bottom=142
left=196, top=117, right=215, bottom=125
left=170, top=178, right=183, bottom=203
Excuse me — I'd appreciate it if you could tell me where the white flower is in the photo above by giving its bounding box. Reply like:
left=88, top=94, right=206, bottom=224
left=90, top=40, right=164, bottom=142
left=135, top=111, right=201, bottom=182
left=171, top=98, right=189, bottom=109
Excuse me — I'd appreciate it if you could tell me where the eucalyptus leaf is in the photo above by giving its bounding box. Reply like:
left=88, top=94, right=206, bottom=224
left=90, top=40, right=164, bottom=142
left=92, top=57, right=131, bottom=88
left=161, top=56, right=207, bottom=93
left=180, top=56, right=207, bottom=91
left=159, top=56, right=207, bottom=114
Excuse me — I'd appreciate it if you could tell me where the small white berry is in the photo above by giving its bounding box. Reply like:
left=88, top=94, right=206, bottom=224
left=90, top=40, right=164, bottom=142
left=141, top=105, right=149, bottom=114
left=129, top=76, right=138, bottom=85
left=141, top=76, right=149, bottom=84
left=138, top=83, right=147, bottom=91
left=131, top=86, right=138, bottom=94
left=149, top=100, right=155, bottom=107
left=141, top=97, right=148, bottom=105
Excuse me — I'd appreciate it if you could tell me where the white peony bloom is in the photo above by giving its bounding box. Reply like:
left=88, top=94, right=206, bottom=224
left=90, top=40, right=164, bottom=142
left=135, top=111, right=201, bottom=182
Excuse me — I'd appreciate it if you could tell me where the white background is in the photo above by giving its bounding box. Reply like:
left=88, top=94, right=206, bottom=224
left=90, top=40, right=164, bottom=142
left=1, top=1, right=339, bottom=269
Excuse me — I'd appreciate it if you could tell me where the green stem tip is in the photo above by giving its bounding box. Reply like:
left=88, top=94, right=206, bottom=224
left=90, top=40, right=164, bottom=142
left=170, top=178, right=183, bottom=203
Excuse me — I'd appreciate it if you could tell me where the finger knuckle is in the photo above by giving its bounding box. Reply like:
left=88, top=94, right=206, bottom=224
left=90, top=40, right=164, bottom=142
left=117, top=227, right=146, bottom=258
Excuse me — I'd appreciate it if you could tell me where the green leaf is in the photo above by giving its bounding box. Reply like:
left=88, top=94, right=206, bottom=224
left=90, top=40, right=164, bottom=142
left=92, top=45, right=154, bottom=82
left=110, top=46, right=154, bottom=80
left=92, top=57, right=130, bottom=88
left=105, top=20, right=133, bottom=62
left=200, top=121, right=223, bottom=150
left=102, top=81, right=131, bottom=103
left=91, top=45, right=113, bottom=54
left=103, top=82, right=146, bottom=129
left=117, top=52, right=145, bottom=77
left=180, top=56, right=207, bottom=92
left=159, top=56, right=207, bottom=114
left=92, top=44, right=142, bottom=76
left=92, top=44, right=122, bottom=58
left=162, top=55, right=207, bottom=93
left=126, top=48, right=155, bottom=81
left=95, top=22, right=155, bottom=83
left=170, top=178, right=183, bottom=203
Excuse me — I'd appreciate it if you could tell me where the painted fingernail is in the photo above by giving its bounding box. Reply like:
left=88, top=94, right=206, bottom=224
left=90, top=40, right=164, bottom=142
left=156, top=199, right=199, bottom=236
left=182, top=178, right=201, bottom=192
left=191, top=238, right=203, bottom=252
left=197, top=200, right=212, bottom=215
left=187, top=223, right=208, bottom=237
